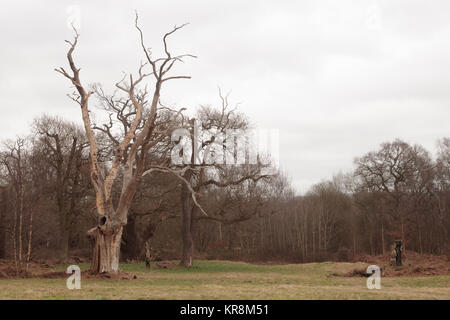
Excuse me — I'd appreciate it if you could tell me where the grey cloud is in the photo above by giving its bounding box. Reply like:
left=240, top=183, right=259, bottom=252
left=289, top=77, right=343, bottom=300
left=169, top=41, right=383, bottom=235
left=1, top=0, right=449, bottom=194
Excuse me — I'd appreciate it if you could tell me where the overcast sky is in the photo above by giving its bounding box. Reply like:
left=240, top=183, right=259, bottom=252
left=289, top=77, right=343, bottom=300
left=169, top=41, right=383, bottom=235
left=1, top=0, right=449, bottom=194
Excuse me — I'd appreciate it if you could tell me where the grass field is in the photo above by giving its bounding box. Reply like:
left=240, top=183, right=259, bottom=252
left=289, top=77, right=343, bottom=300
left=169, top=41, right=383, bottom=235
left=0, top=260, right=449, bottom=299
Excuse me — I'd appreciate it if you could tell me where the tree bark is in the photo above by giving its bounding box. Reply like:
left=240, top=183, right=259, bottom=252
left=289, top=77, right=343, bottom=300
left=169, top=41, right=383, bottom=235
left=59, top=214, right=69, bottom=258
left=145, top=240, right=151, bottom=268
left=88, top=216, right=123, bottom=273
left=180, top=181, right=194, bottom=267
left=26, top=203, right=34, bottom=272
left=122, top=214, right=138, bottom=260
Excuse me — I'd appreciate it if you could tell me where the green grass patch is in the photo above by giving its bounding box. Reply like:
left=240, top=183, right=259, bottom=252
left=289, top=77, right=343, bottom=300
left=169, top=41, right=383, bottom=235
left=1, top=260, right=449, bottom=300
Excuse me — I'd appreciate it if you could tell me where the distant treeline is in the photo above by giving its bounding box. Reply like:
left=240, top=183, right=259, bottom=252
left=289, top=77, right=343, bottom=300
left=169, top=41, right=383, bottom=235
left=0, top=114, right=448, bottom=264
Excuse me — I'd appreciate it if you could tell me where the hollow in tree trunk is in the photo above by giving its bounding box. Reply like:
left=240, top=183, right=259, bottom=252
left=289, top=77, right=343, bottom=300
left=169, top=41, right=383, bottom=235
left=88, top=216, right=124, bottom=273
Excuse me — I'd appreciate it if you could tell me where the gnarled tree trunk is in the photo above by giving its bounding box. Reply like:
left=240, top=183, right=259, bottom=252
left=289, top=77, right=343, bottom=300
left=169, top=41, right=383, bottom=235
left=88, top=216, right=124, bottom=273
left=57, top=16, right=194, bottom=274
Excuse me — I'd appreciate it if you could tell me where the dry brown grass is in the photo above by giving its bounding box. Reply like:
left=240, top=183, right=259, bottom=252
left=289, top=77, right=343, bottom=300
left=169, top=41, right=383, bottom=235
left=0, top=260, right=448, bottom=299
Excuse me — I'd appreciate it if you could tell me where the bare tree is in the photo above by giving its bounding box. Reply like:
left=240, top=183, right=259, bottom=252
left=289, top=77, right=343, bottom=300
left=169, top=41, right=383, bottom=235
left=435, top=138, right=450, bottom=254
left=56, top=15, right=196, bottom=273
left=32, top=115, right=88, bottom=258
left=171, top=94, right=272, bottom=266
left=1, top=138, right=29, bottom=272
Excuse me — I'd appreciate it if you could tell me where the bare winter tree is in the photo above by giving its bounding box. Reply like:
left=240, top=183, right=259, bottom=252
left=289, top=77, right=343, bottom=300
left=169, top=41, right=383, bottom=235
left=56, top=15, right=196, bottom=273
left=166, top=93, right=273, bottom=266
left=32, top=115, right=88, bottom=258
left=435, top=138, right=450, bottom=254
left=354, top=139, right=435, bottom=253
left=0, top=138, right=30, bottom=272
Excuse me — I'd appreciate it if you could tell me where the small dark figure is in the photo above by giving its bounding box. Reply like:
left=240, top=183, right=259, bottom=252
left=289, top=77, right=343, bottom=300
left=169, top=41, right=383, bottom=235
left=394, top=240, right=403, bottom=266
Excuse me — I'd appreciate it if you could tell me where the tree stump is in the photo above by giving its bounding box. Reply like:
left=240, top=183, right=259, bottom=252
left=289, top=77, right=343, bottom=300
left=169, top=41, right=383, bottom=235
left=394, top=240, right=403, bottom=267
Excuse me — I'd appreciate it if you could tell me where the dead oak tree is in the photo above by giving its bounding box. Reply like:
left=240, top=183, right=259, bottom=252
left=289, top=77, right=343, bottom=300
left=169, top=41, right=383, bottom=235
left=56, top=15, right=196, bottom=274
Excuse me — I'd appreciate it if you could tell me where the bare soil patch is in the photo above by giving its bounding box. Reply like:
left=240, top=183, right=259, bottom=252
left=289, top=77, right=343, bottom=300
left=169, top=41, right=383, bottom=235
left=0, top=259, right=137, bottom=280
left=155, top=260, right=181, bottom=269
left=331, top=251, right=450, bottom=277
